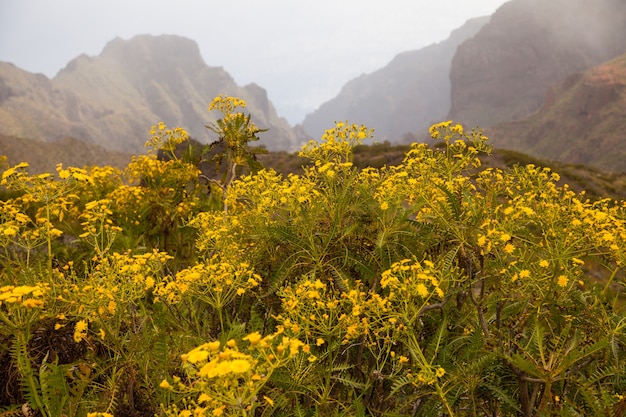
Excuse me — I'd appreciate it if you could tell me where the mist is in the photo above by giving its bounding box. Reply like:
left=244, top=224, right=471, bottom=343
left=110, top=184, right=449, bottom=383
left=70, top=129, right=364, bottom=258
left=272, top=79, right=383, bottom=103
left=0, top=0, right=509, bottom=124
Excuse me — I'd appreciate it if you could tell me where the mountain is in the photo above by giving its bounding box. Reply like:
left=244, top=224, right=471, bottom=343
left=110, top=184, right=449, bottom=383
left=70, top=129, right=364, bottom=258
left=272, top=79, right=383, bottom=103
left=300, top=16, right=489, bottom=142
left=486, top=53, right=626, bottom=173
left=0, top=133, right=132, bottom=174
left=449, top=0, right=626, bottom=128
left=0, top=35, right=307, bottom=153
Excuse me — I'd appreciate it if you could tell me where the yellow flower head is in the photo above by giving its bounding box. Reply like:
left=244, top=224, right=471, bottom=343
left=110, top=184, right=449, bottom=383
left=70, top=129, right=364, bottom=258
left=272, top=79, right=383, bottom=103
left=73, top=320, right=88, bottom=343
left=243, top=332, right=262, bottom=346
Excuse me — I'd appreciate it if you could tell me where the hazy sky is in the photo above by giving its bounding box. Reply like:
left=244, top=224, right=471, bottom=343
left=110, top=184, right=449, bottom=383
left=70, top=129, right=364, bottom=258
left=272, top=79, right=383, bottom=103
left=0, top=0, right=509, bottom=124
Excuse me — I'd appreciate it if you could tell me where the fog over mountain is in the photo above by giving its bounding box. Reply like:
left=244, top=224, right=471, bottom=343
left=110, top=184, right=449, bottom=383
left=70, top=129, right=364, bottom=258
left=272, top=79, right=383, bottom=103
left=2, top=0, right=626, bottom=176
left=449, top=0, right=626, bottom=127
left=0, top=0, right=510, bottom=125
left=0, top=35, right=307, bottom=153
left=301, top=16, right=489, bottom=142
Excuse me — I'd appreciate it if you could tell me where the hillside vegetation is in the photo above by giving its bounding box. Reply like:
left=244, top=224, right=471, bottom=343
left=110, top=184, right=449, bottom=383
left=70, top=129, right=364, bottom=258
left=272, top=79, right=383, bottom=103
left=487, top=52, right=626, bottom=173
left=1, top=98, right=625, bottom=416
left=449, top=0, right=626, bottom=128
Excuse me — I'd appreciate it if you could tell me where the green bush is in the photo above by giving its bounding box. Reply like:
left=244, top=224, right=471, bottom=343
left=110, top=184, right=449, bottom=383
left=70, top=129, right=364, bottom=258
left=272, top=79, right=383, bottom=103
left=0, top=100, right=625, bottom=417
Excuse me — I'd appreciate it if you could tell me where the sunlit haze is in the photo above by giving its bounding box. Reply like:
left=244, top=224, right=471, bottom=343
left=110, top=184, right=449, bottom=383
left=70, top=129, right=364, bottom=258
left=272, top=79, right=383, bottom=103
left=0, top=0, right=509, bottom=124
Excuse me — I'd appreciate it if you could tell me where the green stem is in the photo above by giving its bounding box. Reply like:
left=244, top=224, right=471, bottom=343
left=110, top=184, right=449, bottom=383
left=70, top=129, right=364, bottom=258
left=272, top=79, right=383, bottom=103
left=434, top=382, right=454, bottom=417
left=217, top=306, right=225, bottom=335
left=602, top=265, right=620, bottom=296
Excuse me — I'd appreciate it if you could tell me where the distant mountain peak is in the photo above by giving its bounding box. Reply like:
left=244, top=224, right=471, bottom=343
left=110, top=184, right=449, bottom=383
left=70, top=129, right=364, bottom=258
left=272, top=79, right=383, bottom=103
left=100, top=34, right=205, bottom=68
left=0, top=35, right=307, bottom=153
left=448, top=0, right=626, bottom=128
left=301, top=16, right=489, bottom=142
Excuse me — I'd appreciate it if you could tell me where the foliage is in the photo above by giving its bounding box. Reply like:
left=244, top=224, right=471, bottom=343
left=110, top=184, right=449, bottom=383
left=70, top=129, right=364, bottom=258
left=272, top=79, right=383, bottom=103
left=1, top=100, right=625, bottom=417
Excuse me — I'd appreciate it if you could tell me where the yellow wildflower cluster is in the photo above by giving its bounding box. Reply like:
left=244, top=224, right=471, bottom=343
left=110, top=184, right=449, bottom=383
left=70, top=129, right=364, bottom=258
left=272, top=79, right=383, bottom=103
left=78, top=199, right=122, bottom=256
left=56, top=250, right=171, bottom=326
left=224, top=169, right=321, bottom=220
left=299, top=121, right=372, bottom=164
left=277, top=278, right=390, bottom=347
left=146, top=122, right=190, bottom=155
left=162, top=330, right=307, bottom=417
left=0, top=161, right=29, bottom=185
left=2, top=105, right=626, bottom=415
left=0, top=200, right=31, bottom=244
left=155, top=255, right=260, bottom=308
left=381, top=258, right=444, bottom=301
left=0, top=284, right=47, bottom=308
left=208, top=95, right=246, bottom=113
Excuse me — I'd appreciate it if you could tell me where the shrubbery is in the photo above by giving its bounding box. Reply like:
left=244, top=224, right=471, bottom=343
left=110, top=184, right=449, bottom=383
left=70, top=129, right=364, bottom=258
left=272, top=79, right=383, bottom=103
left=1, top=96, right=625, bottom=416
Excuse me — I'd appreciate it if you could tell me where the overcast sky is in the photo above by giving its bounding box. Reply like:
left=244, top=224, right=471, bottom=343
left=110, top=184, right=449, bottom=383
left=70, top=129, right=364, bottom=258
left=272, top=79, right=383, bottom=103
left=0, top=0, right=509, bottom=124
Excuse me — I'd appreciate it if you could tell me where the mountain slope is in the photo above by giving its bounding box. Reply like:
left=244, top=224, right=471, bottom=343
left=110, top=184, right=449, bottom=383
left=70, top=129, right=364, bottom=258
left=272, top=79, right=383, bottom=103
left=449, top=0, right=626, bottom=128
left=0, top=35, right=306, bottom=153
left=0, top=133, right=132, bottom=174
left=301, top=17, right=489, bottom=142
left=486, top=53, right=626, bottom=172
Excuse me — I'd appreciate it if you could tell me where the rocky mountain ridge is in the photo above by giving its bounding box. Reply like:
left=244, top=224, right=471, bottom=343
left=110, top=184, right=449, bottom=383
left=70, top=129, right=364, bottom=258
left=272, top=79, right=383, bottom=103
left=301, top=16, right=489, bottom=142
left=301, top=0, right=626, bottom=173
left=448, top=0, right=626, bottom=128
left=0, top=35, right=307, bottom=153
left=486, top=52, right=626, bottom=172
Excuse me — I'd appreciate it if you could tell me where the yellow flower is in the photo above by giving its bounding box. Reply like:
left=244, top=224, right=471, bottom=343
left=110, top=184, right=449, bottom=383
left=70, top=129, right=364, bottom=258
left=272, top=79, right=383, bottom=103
left=316, top=338, right=325, bottom=346
left=107, top=300, right=116, bottom=315
left=2, top=227, right=17, bottom=237
left=186, top=349, right=209, bottom=364
left=416, top=283, right=428, bottom=298
left=503, top=243, right=515, bottom=254
left=21, top=298, right=43, bottom=308
left=243, top=332, right=262, bottom=346
left=436, top=367, right=445, bottom=377
left=206, top=341, right=221, bottom=351
left=229, top=359, right=251, bottom=374
left=159, top=379, right=172, bottom=389
left=557, top=275, right=569, bottom=287
left=73, top=320, right=88, bottom=343
left=144, top=276, right=155, bottom=289
left=212, top=406, right=226, bottom=416
left=518, top=270, right=530, bottom=279
left=380, top=201, right=389, bottom=211
left=539, top=260, right=549, bottom=268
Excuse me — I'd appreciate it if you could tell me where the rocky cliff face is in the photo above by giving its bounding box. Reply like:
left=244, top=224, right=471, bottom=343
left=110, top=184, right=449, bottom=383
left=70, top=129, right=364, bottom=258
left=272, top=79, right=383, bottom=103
left=0, top=35, right=306, bottom=153
left=449, top=0, right=626, bottom=128
left=301, top=17, right=489, bottom=143
left=486, top=53, right=626, bottom=172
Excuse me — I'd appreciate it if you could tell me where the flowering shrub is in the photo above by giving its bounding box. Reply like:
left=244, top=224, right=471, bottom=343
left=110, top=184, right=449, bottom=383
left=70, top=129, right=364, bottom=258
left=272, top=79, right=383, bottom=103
left=0, top=100, right=625, bottom=416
